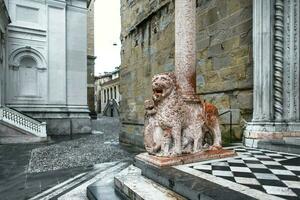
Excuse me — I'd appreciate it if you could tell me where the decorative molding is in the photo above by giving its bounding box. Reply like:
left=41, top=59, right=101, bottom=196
left=284, top=0, right=291, bottom=119
left=8, top=64, right=19, bottom=71
left=273, top=0, right=284, bottom=120
left=292, top=0, right=299, bottom=119
left=8, top=46, right=47, bottom=69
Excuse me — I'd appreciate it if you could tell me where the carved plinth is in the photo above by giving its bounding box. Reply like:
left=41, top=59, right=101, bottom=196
left=135, top=149, right=236, bottom=168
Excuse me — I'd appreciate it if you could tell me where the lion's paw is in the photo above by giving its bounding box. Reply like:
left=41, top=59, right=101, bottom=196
left=209, top=144, right=222, bottom=151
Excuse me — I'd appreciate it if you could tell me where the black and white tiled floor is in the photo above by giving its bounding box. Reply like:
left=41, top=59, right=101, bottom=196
left=178, top=147, right=300, bottom=200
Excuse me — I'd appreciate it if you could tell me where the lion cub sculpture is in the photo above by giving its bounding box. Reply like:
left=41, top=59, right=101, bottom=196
left=144, top=72, right=222, bottom=157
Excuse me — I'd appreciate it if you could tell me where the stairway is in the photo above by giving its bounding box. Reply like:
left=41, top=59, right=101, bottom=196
left=0, top=106, right=47, bottom=143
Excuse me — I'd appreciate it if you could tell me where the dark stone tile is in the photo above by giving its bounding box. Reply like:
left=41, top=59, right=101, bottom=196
left=257, top=179, right=286, bottom=187
left=265, top=165, right=287, bottom=170
left=250, top=152, right=264, bottom=155
left=232, top=172, right=256, bottom=178
left=243, top=184, right=265, bottom=192
left=279, top=158, right=300, bottom=166
left=258, top=157, right=274, bottom=161
left=277, top=174, right=299, bottom=181
left=212, top=165, right=231, bottom=171
left=228, top=162, right=248, bottom=167
left=291, top=188, right=300, bottom=196
left=250, top=168, right=272, bottom=173
left=243, top=160, right=262, bottom=164
left=275, top=195, right=299, bottom=200
left=219, top=176, right=235, bottom=182
left=291, top=170, right=300, bottom=176
left=196, top=169, right=212, bottom=174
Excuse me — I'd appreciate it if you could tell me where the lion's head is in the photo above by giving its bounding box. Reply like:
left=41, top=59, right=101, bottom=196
left=152, top=72, right=176, bottom=102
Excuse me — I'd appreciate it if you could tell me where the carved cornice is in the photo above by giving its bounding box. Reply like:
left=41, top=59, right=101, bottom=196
left=273, top=0, right=284, bottom=120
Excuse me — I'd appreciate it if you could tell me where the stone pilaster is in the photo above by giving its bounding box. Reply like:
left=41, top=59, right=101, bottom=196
left=244, top=0, right=300, bottom=147
left=0, top=1, right=10, bottom=107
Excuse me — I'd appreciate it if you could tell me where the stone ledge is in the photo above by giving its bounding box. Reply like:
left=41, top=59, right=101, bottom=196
left=114, top=165, right=186, bottom=200
left=135, top=149, right=236, bottom=168
left=135, top=159, right=256, bottom=200
left=0, top=136, right=49, bottom=144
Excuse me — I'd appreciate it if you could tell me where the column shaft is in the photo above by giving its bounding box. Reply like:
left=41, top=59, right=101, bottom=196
left=175, top=0, right=196, bottom=98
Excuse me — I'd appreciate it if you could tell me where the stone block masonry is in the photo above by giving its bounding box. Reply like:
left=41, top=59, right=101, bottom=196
left=120, top=0, right=253, bottom=147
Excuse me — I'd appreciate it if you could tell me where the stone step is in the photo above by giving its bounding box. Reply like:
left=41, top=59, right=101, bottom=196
left=86, top=162, right=131, bottom=200
left=114, top=165, right=186, bottom=200
left=257, top=139, right=300, bottom=154
left=29, top=161, right=130, bottom=200
left=283, top=137, right=300, bottom=145
left=135, top=158, right=258, bottom=200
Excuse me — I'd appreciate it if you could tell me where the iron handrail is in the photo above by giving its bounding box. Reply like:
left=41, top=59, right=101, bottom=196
left=218, top=107, right=233, bottom=143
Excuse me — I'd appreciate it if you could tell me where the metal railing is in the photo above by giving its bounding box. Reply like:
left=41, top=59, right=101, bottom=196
left=219, top=107, right=233, bottom=143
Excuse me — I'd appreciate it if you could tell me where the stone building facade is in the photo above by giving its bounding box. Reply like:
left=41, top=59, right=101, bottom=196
left=0, top=0, right=91, bottom=136
left=0, top=0, right=10, bottom=107
left=120, top=0, right=253, bottom=147
left=95, top=68, right=120, bottom=116
left=87, top=0, right=96, bottom=118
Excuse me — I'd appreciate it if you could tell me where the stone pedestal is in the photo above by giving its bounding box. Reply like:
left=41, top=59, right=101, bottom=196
left=245, top=0, right=300, bottom=147
left=135, top=150, right=236, bottom=168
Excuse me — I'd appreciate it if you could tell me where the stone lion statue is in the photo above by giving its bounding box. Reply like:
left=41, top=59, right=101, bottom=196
left=144, top=72, right=222, bottom=157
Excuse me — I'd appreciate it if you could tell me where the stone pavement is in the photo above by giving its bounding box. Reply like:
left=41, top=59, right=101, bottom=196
left=176, top=146, right=300, bottom=200
left=0, top=116, right=141, bottom=200
left=30, top=161, right=131, bottom=200
left=16, top=144, right=300, bottom=200
left=0, top=142, right=93, bottom=200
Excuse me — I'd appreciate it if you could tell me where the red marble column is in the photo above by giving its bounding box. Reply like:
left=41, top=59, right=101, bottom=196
left=175, top=0, right=197, bottom=101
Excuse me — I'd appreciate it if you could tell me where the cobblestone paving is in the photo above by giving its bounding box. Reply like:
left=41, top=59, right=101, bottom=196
left=28, top=117, right=138, bottom=173
left=28, top=135, right=129, bottom=173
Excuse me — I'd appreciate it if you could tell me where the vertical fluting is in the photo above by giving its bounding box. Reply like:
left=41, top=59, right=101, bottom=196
left=274, top=0, right=284, bottom=120
left=175, top=0, right=196, bottom=97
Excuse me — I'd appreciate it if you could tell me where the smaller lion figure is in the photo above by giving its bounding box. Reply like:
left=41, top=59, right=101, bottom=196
left=144, top=99, right=172, bottom=156
left=202, top=101, right=222, bottom=150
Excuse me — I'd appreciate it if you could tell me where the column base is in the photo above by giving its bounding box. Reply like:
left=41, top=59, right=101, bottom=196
left=244, top=121, right=300, bottom=147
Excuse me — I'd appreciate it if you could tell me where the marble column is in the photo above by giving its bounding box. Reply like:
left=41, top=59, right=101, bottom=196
left=244, top=0, right=300, bottom=147
left=175, top=0, right=197, bottom=100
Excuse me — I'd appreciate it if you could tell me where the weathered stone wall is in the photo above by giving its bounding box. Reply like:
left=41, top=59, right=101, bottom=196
left=120, top=0, right=253, bottom=147
left=87, top=0, right=96, bottom=115
left=87, top=0, right=95, bottom=56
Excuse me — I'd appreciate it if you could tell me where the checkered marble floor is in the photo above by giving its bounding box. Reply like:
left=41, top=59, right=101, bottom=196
left=183, top=147, right=300, bottom=200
